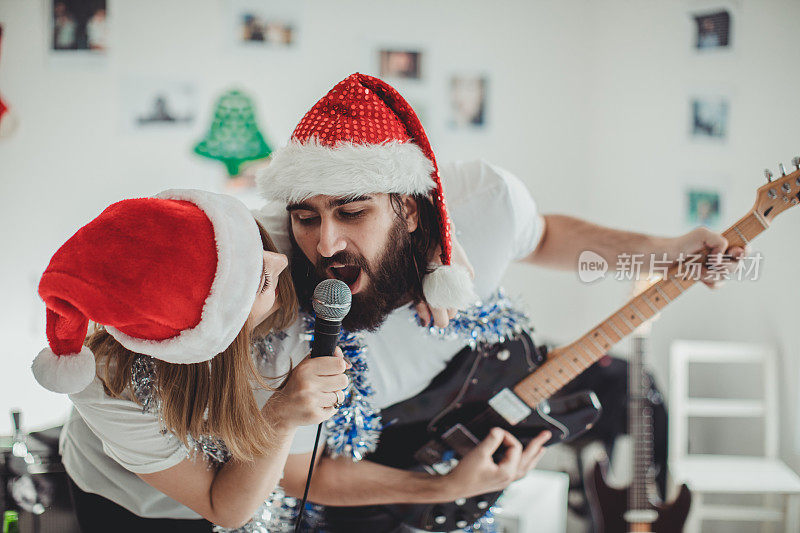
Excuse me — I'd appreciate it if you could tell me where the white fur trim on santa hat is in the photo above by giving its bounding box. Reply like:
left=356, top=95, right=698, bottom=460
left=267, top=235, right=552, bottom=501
left=107, top=189, right=263, bottom=364
left=32, top=346, right=96, bottom=394
left=257, top=139, right=435, bottom=203
left=422, top=264, right=477, bottom=310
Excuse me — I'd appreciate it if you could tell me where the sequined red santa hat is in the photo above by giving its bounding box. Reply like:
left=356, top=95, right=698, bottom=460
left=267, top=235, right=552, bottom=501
left=257, top=73, right=475, bottom=309
left=32, top=189, right=263, bottom=394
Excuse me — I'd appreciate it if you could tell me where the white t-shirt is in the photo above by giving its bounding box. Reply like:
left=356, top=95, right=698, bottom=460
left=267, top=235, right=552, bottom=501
left=59, top=159, right=542, bottom=518
left=60, top=359, right=279, bottom=519
left=256, top=159, right=544, bottom=454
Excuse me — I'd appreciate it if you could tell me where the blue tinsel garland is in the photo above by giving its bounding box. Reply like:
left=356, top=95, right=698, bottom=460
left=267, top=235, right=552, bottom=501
left=420, top=288, right=531, bottom=349
left=302, top=314, right=383, bottom=461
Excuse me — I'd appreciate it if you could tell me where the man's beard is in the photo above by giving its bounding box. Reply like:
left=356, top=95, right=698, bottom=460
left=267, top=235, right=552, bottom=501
left=290, top=218, right=420, bottom=332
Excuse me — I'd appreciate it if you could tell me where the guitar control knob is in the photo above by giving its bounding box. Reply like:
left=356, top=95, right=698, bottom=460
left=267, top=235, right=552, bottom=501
left=455, top=498, right=466, bottom=506
left=477, top=500, right=489, bottom=509
left=765, top=169, right=773, bottom=182
left=497, top=349, right=510, bottom=361
left=456, top=519, right=469, bottom=529
left=434, top=514, right=447, bottom=525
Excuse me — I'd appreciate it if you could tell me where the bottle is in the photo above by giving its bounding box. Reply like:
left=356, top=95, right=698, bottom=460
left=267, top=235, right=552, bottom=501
left=2, top=510, right=19, bottom=533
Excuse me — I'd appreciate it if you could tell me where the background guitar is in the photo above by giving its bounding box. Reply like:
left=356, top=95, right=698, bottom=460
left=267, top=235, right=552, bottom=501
left=586, top=279, right=691, bottom=533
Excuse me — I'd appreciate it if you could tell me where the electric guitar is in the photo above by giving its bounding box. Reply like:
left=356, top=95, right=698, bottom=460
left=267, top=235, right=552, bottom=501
left=586, top=283, right=691, bottom=532
left=325, top=160, right=800, bottom=532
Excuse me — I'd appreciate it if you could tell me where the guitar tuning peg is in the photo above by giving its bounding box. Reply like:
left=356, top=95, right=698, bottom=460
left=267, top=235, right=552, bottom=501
left=779, top=163, right=787, bottom=176
left=764, top=169, right=773, bottom=182
left=793, top=156, right=800, bottom=170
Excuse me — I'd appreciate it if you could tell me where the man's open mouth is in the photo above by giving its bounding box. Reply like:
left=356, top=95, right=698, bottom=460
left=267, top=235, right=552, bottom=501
left=329, top=264, right=362, bottom=288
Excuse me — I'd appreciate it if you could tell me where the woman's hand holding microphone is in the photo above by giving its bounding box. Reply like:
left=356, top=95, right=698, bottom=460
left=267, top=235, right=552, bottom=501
left=264, top=346, right=351, bottom=431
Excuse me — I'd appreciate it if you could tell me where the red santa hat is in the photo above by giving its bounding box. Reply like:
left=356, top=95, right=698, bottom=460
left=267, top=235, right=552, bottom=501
left=257, top=72, right=475, bottom=310
left=32, top=189, right=263, bottom=394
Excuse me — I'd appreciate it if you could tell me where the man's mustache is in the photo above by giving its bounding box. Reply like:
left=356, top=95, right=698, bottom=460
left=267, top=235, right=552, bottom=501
left=316, top=251, right=372, bottom=277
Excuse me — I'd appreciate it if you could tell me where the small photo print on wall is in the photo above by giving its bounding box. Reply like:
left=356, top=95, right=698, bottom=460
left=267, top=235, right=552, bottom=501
left=690, top=96, right=728, bottom=140
left=693, top=9, right=731, bottom=51
left=685, top=188, right=722, bottom=229
left=379, top=50, right=422, bottom=80
left=121, top=78, right=197, bottom=131
left=239, top=15, right=294, bottom=46
left=51, top=0, right=107, bottom=52
left=449, top=75, right=488, bottom=129
left=229, top=0, right=299, bottom=48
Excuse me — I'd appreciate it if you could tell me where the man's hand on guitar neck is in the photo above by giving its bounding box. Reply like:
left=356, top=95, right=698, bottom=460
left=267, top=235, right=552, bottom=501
left=669, top=226, right=747, bottom=289
left=440, top=428, right=552, bottom=499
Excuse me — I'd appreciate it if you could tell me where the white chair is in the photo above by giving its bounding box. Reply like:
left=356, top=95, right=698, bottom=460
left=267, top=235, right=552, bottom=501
left=669, top=340, right=800, bottom=533
left=493, top=469, right=569, bottom=533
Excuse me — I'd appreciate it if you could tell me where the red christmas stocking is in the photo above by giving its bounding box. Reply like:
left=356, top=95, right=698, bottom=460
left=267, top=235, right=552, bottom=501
left=0, top=96, right=8, bottom=123
left=0, top=24, right=9, bottom=127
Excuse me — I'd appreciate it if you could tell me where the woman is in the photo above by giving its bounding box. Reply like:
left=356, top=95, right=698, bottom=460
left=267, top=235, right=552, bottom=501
left=32, top=189, right=348, bottom=532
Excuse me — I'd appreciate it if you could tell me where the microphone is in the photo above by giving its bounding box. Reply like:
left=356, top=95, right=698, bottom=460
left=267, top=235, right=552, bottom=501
left=310, top=279, right=351, bottom=357
left=295, top=279, right=351, bottom=533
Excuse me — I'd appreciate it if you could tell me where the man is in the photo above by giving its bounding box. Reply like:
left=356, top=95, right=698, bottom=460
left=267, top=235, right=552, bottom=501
left=254, top=73, right=743, bottom=530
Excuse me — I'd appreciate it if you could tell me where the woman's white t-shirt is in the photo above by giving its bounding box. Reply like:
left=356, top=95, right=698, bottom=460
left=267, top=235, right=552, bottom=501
left=60, top=352, right=320, bottom=519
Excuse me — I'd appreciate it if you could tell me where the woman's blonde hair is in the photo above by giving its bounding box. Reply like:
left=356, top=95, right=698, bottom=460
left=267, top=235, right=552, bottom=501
left=87, top=221, right=297, bottom=462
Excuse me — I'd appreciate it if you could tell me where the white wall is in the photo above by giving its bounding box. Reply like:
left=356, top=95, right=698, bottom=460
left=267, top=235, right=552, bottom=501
left=0, top=0, right=797, bottom=487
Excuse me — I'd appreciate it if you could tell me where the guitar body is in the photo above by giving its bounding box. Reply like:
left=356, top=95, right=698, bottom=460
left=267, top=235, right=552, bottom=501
left=325, top=331, right=602, bottom=532
left=586, top=462, right=691, bottom=533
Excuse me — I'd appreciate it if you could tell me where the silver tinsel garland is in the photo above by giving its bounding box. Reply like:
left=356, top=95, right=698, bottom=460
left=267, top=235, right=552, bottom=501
left=130, top=337, right=326, bottom=533
left=420, top=288, right=531, bottom=348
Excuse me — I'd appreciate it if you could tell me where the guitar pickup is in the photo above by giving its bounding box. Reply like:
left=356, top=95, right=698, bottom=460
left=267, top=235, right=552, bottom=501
left=441, top=423, right=481, bottom=457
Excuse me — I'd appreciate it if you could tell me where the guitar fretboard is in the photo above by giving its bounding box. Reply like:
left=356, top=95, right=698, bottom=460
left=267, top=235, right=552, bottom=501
left=629, top=335, right=653, bottom=512
left=512, top=211, right=768, bottom=407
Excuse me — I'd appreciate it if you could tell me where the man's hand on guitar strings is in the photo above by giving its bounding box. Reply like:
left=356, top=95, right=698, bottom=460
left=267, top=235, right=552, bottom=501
left=438, top=428, right=551, bottom=500
left=669, top=227, right=748, bottom=289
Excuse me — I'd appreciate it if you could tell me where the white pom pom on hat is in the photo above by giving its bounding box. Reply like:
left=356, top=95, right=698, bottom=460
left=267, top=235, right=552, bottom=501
left=31, top=346, right=96, bottom=395
left=422, top=264, right=478, bottom=310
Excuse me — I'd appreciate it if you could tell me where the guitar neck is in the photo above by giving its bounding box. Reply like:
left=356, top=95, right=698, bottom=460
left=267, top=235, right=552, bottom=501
left=512, top=210, right=768, bottom=407
left=629, top=334, right=653, bottom=512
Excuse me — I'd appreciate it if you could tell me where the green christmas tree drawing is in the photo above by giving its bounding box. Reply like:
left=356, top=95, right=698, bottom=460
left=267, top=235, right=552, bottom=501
left=194, top=89, right=272, bottom=176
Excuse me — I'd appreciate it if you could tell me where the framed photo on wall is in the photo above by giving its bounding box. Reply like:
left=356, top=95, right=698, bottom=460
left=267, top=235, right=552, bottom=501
left=120, top=77, right=197, bottom=132
left=693, top=9, right=730, bottom=50
left=378, top=49, right=423, bottom=80
left=685, top=1, right=738, bottom=56
left=690, top=95, right=729, bottom=140
left=680, top=174, right=728, bottom=231
left=227, top=0, right=301, bottom=50
left=50, top=0, right=107, bottom=53
left=447, top=74, right=488, bottom=129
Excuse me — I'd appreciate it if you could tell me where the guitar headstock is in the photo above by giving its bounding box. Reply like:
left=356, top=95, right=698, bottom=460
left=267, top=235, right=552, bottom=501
left=754, top=157, right=800, bottom=223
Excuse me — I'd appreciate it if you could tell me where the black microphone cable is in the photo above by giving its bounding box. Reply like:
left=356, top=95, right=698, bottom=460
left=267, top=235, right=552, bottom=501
left=294, top=279, right=351, bottom=533
left=294, top=424, right=323, bottom=533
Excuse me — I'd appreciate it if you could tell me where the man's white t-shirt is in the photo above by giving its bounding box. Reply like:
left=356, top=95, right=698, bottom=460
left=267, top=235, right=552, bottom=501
left=59, top=159, right=543, bottom=518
